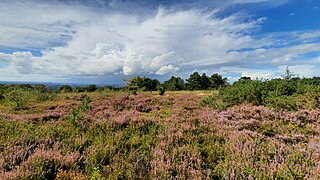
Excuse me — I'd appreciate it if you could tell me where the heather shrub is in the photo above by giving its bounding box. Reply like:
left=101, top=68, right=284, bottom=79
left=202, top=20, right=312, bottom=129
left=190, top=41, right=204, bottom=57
left=83, top=119, right=161, bottom=179
left=2, top=90, right=320, bottom=179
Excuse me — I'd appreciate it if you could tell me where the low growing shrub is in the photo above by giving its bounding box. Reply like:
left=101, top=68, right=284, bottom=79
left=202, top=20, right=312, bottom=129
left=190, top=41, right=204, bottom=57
left=67, top=96, right=92, bottom=129
left=7, top=89, right=31, bottom=110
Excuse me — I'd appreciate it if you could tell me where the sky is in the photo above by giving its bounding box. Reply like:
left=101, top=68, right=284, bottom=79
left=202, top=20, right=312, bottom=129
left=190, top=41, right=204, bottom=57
left=0, top=0, right=320, bottom=84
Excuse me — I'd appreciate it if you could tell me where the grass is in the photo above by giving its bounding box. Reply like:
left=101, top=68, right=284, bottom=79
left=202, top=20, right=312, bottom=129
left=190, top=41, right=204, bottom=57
left=0, top=90, right=320, bottom=179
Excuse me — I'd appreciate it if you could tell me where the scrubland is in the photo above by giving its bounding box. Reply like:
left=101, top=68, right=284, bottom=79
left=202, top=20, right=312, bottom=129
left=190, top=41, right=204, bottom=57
left=1, top=82, right=320, bottom=179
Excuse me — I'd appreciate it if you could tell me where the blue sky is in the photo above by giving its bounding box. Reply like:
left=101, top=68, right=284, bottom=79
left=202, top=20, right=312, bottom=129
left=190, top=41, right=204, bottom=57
left=0, top=0, right=320, bottom=84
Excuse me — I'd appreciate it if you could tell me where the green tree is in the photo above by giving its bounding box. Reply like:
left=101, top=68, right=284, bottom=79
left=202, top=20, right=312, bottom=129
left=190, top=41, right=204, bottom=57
left=163, top=76, right=185, bottom=91
left=209, top=73, right=227, bottom=89
left=58, top=85, right=73, bottom=93
left=238, top=76, right=251, bottom=82
left=87, top=84, right=97, bottom=92
left=200, top=73, right=211, bottom=90
left=282, top=66, right=296, bottom=81
left=125, top=76, right=160, bottom=92
left=186, top=72, right=202, bottom=90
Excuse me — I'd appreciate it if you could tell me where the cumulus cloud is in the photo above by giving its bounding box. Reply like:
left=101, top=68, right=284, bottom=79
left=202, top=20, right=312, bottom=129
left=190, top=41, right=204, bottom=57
left=0, top=0, right=319, bottom=83
left=0, top=5, right=261, bottom=79
left=156, top=65, right=180, bottom=75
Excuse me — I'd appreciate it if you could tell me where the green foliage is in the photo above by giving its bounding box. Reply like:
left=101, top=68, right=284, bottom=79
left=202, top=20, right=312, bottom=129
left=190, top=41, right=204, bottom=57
left=87, top=84, right=97, bottom=92
left=210, top=73, right=228, bottom=89
left=58, top=85, right=73, bottom=93
left=125, top=76, right=160, bottom=92
left=219, top=80, right=263, bottom=106
left=163, top=76, right=185, bottom=91
left=74, top=85, right=97, bottom=93
left=67, top=96, right=92, bottom=129
left=7, top=88, right=30, bottom=110
left=186, top=72, right=203, bottom=90
left=91, top=167, right=102, bottom=180
left=201, top=94, right=226, bottom=110
left=200, top=73, right=211, bottom=90
left=218, top=77, right=320, bottom=111
left=158, top=85, right=166, bottom=96
left=33, top=84, right=55, bottom=102
left=0, top=91, right=4, bottom=101
left=264, top=95, right=298, bottom=111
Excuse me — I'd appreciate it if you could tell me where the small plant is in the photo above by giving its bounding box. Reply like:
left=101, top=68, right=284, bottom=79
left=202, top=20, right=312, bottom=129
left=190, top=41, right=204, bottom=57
left=67, top=96, right=92, bottom=128
left=158, top=85, right=166, bottom=96
left=91, top=167, right=102, bottom=180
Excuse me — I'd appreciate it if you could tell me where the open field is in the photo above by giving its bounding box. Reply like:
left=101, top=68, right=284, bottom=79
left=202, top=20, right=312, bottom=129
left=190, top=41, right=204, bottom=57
left=1, top=90, right=320, bottom=179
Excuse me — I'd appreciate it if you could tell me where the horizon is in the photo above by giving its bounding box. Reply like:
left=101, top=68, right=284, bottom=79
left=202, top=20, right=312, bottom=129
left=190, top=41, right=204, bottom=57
left=1, top=0, right=320, bottom=84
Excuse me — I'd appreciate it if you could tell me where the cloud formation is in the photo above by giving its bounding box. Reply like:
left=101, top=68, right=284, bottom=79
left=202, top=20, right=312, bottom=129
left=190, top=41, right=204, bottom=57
left=0, top=0, right=319, bottom=83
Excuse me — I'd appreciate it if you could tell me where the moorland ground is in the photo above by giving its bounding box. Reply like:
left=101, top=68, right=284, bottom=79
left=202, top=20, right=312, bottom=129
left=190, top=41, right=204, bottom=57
left=1, top=87, right=320, bottom=179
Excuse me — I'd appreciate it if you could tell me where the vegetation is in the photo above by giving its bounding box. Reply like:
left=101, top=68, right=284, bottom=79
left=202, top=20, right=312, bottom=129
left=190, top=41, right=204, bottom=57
left=1, top=71, right=320, bottom=179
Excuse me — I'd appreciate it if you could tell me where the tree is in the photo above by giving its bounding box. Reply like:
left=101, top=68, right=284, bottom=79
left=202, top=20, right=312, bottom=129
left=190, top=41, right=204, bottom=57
left=238, top=76, right=251, bottom=81
left=87, top=84, right=97, bottom=92
left=209, top=73, right=227, bottom=89
left=33, top=84, right=50, bottom=93
left=282, top=66, right=296, bottom=81
left=163, top=76, right=185, bottom=91
left=200, top=73, right=211, bottom=90
left=186, top=72, right=202, bottom=90
left=125, top=76, right=160, bottom=92
left=58, top=85, right=73, bottom=93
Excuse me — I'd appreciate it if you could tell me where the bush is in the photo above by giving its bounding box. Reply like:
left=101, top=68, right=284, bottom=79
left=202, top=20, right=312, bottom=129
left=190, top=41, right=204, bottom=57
left=7, top=89, right=31, bottom=110
left=158, top=85, right=166, bottom=96
left=0, top=92, right=4, bottom=101
left=219, top=80, right=263, bottom=106
left=58, top=85, right=73, bottom=93
left=67, top=96, right=92, bottom=129
left=201, top=94, right=226, bottom=110
left=264, top=95, right=298, bottom=111
left=33, top=85, right=55, bottom=102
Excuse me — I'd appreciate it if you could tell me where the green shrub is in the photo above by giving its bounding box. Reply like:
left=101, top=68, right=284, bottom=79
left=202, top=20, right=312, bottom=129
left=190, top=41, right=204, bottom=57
left=219, top=80, right=263, bottom=106
left=58, top=85, right=73, bottom=93
left=7, top=89, right=31, bottom=110
left=0, top=92, right=4, bottom=101
left=158, top=85, right=166, bottom=96
left=264, top=95, right=298, bottom=111
left=201, top=95, right=226, bottom=110
left=67, top=96, right=92, bottom=129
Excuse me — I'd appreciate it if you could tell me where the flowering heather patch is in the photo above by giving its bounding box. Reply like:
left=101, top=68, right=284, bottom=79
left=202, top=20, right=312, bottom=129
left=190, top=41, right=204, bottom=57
left=0, top=91, right=320, bottom=179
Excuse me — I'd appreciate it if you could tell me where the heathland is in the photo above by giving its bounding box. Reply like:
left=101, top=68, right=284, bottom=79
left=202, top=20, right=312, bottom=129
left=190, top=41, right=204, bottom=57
left=1, top=74, right=320, bottom=179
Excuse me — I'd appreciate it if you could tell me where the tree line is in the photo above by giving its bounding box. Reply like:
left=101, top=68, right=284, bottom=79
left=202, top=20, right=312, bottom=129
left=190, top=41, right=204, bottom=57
left=125, top=72, right=228, bottom=92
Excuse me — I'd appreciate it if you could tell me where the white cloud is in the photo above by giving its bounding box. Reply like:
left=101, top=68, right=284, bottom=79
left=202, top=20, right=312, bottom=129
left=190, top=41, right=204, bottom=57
left=156, top=65, right=180, bottom=75
left=241, top=71, right=274, bottom=79
left=0, top=5, right=261, bottom=80
left=278, top=65, right=320, bottom=78
left=0, top=0, right=319, bottom=83
left=299, top=32, right=320, bottom=39
left=289, top=12, right=296, bottom=16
